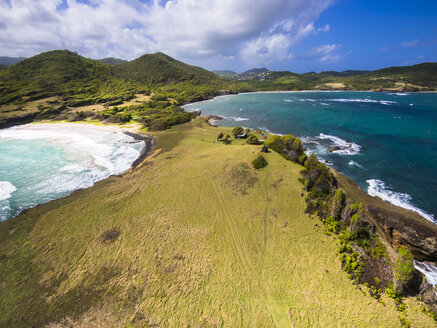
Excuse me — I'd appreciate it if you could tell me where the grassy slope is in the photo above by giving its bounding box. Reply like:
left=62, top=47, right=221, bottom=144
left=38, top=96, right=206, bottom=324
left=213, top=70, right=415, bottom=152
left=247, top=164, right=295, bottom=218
left=0, top=118, right=434, bottom=327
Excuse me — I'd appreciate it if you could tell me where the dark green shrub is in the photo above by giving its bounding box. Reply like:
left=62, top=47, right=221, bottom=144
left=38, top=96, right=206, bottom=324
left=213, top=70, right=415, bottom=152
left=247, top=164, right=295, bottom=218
left=232, top=126, right=244, bottom=137
left=223, top=135, right=232, bottom=145
left=332, top=188, right=346, bottom=219
left=266, top=134, right=304, bottom=162
left=394, top=246, right=414, bottom=287
left=217, top=132, right=224, bottom=140
left=298, top=154, right=308, bottom=165
left=246, top=134, right=260, bottom=145
left=252, top=155, right=268, bottom=169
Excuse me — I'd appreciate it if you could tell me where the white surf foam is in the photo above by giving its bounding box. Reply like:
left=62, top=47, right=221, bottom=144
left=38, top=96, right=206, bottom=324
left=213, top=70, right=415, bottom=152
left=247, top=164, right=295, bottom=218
left=0, top=124, right=145, bottom=220
left=317, top=133, right=362, bottom=155
left=414, top=261, right=437, bottom=290
left=284, top=99, right=294, bottom=102
left=348, top=160, right=366, bottom=169
left=325, top=98, right=397, bottom=105
left=0, top=125, right=143, bottom=175
left=225, top=116, right=249, bottom=122
left=367, top=179, right=435, bottom=222
left=0, top=181, right=16, bottom=201
left=259, top=127, right=283, bottom=136
left=320, top=103, right=330, bottom=106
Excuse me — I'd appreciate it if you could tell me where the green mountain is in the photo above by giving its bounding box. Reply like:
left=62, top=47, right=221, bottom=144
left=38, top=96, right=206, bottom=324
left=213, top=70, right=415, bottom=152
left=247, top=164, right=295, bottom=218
left=96, top=57, right=128, bottom=65
left=0, top=50, right=146, bottom=107
left=213, top=69, right=238, bottom=78
left=116, top=52, right=217, bottom=84
left=240, top=62, right=437, bottom=91
left=0, top=56, right=26, bottom=67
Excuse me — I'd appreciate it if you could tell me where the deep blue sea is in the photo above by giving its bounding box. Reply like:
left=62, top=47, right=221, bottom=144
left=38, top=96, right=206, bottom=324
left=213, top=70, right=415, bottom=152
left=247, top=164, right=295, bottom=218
left=184, top=91, right=437, bottom=223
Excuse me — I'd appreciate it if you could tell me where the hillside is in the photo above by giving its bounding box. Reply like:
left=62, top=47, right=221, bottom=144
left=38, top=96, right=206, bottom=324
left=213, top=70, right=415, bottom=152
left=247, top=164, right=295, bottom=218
left=116, top=52, right=218, bottom=84
left=224, top=63, right=437, bottom=91
left=1, top=118, right=436, bottom=327
left=0, top=50, right=231, bottom=129
left=0, top=50, right=147, bottom=107
left=96, top=57, right=128, bottom=65
left=0, top=56, right=26, bottom=67
left=213, top=69, right=238, bottom=78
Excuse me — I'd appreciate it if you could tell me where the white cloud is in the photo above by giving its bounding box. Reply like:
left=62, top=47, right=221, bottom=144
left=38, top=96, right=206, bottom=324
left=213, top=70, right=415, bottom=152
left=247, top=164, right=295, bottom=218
left=401, top=39, right=420, bottom=48
left=304, top=44, right=342, bottom=63
left=0, top=0, right=335, bottom=68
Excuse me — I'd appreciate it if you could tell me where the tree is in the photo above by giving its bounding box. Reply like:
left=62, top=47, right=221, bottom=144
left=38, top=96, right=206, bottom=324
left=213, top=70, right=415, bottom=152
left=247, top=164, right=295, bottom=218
left=223, top=135, right=232, bottom=145
left=232, top=126, right=244, bottom=137
left=246, top=134, right=259, bottom=145
left=252, top=155, right=268, bottom=169
left=265, top=134, right=304, bottom=162
left=394, top=246, right=414, bottom=289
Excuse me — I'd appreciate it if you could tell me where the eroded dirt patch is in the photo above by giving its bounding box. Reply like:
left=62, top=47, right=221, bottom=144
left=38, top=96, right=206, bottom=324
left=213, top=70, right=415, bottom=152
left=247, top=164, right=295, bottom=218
left=224, top=162, right=259, bottom=195
left=101, top=229, right=120, bottom=243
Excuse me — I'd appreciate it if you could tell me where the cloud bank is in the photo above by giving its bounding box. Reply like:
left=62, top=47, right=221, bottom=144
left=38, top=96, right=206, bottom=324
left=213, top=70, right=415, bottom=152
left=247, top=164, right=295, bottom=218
left=0, top=0, right=334, bottom=68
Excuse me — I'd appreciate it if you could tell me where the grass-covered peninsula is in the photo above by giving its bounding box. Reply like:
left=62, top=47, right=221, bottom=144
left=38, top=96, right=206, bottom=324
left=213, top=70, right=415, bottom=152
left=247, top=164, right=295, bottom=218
left=1, top=118, right=436, bottom=327
left=1, top=49, right=437, bottom=327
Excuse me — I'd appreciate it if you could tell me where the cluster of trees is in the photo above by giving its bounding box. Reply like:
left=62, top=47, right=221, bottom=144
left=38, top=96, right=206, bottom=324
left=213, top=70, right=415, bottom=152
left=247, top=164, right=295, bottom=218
left=265, top=134, right=305, bottom=164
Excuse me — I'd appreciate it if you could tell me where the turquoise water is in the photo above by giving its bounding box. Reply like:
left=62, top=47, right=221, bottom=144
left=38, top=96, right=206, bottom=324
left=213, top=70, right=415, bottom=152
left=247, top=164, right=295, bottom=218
left=184, top=91, right=437, bottom=223
left=0, top=124, right=144, bottom=221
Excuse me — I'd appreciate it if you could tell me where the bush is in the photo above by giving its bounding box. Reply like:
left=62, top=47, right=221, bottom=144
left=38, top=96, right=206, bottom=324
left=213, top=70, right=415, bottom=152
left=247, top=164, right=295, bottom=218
left=252, top=155, right=268, bottom=169
left=394, top=246, right=414, bottom=286
left=332, top=188, right=346, bottom=219
left=266, top=134, right=304, bottom=162
left=232, top=126, right=244, bottom=137
left=223, top=135, right=232, bottom=145
left=246, top=134, right=260, bottom=145
left=217, top=132, right=224, bottom=140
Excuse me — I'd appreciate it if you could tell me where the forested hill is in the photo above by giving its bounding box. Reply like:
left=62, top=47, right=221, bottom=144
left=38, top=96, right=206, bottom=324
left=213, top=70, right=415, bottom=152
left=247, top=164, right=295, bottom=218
left=0, top=50, right=242, bottom=130
left=225, top=62, right=437, bottom=91
left=115, top=52, right=218, bottom=84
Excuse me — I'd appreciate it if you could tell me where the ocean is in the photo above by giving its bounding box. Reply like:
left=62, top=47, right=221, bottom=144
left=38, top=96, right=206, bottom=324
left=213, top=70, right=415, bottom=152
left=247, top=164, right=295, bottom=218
left=0, top=124, right=144, bottom=221
left=184, top=91, right=437, bottom=223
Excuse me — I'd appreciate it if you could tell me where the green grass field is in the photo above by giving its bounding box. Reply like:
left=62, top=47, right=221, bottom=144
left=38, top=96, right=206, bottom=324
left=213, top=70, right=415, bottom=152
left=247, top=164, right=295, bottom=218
left=0, top=118, right=435, bottom=327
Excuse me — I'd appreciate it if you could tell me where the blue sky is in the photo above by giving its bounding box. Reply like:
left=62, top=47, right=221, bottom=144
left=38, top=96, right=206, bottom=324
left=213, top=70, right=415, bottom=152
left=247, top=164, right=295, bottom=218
left=0, top=0, right=436, bottom=73
left=288, top=0, right=437, bottom=72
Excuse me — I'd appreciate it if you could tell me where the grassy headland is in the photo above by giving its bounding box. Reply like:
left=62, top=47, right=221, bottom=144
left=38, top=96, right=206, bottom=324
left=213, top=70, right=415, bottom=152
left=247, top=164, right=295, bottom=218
left=0, top=118, right=436, bottom=327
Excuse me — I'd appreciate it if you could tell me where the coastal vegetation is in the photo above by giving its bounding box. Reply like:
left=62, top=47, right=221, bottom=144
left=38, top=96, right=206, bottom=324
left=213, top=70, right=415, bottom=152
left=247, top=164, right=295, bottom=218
left=1, top=50, right=436, bottom=130
left=1, top=118, right=436, bottom=327
left=1, top=48, right=437, bottom=326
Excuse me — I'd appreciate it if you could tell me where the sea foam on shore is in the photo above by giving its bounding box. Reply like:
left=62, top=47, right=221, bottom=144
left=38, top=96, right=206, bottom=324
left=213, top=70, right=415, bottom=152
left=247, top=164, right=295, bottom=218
left=0, top=123, right=145, bottom=221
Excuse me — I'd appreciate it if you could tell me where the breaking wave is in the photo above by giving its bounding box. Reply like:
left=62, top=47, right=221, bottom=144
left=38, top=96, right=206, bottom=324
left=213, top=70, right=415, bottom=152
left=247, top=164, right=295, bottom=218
left=224, top=116, right=250, bottom=122
left=367, top=179, right=435, bottom=222
left=348, top=160, right=366, bottom=169
left=0, top=181, right=16, bottom=201
left=414, top=261, right=437, bottom=292
left=317, top=133, right=362, bottom=155
left=325, top=98, right=397, bottom=105
left=0, top=124, right=145, bottom=221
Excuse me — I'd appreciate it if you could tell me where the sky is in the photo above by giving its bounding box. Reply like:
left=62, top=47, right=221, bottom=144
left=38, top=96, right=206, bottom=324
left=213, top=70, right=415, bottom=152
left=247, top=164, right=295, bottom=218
left=0, top=0, right=436, bottom=73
